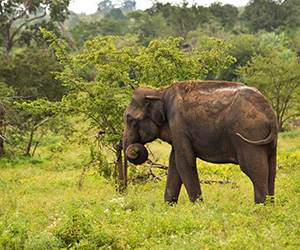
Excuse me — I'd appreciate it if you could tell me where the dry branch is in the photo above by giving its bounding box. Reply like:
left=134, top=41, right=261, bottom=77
left=127, top=170, right=167, bottom=183
left=113, top=160, right=238, bottom=187
left=200, top=179, right=238, bottom=187
left=145, top=159, right=168, bottom=170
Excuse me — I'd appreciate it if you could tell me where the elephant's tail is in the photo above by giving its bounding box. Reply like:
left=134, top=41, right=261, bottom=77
left=236, top=122, right=278, bottom=146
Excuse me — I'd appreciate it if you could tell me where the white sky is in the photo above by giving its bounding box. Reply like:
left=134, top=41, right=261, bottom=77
left=69, top=0, right=250, bottom=14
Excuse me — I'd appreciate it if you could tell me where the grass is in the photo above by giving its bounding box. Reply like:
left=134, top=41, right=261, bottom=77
left=0, top=129, right=299, bottom=249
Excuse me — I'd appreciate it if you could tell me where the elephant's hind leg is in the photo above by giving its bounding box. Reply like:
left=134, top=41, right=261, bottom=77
left=165, top=149, right=183, bottom=204
left=237, top=145, right=269, bottom=204
left=267, top=146, right=277, bottom=203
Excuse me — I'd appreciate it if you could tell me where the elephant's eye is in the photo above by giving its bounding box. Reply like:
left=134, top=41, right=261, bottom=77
left=127, top=114, right=140, bottom=127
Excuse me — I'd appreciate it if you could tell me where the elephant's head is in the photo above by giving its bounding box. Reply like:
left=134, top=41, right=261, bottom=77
left=123, top=88, right=166, bottom=165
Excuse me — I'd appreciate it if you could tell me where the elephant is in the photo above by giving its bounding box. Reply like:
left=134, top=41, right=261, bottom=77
left=123, top=81, right=278, bottom=204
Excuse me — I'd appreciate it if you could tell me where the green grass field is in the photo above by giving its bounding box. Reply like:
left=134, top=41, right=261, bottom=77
left=0, top=129, right=299, bottom=249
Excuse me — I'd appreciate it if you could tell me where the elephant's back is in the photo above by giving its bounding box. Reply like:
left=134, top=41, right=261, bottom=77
left=173, top=80, right=247, bottom=97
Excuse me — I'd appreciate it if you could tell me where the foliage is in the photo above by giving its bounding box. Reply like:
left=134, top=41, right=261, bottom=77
left=0, top=0, right=70, bottom=54
left=63, top=0, right=300, bottom=47
left=0, top=86, right=69, bottom=157
left=97, top=0, right=114, bottom=13
left=237, top=50, right=300, bottom=130
left=69, top=19, right=128, bottom=48
left=19, top=20, right=65, bottom=49
left=168, top=2, right=211, bottom=39
left=0, top=49, right=66, bottom=101
left=216, top=34, right=269, bottom=81
left=136, top=37, right=236, bottom=87
left=127, top=11, right=170, bottom=46
left=0, top=46, right=69, bottom=156
left=41, top=29, right=235, bottom=147
left=146, top=2, right=173, bottom=19
left=0, top=82, right=15, bottom=156
left=240, top=0, right=288, bottom=32
left=97, top=0, right=136, bottom=13
left=282, top=0, right=300, bottom=29
left=121, top=0, right=136, bottom=13
left=208, top=2, right=239, bottom=31
left=105, top=8, right=127, bottom=20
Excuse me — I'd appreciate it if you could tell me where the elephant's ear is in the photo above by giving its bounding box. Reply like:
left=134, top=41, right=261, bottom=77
left=145, top=96, right=166, bottom=127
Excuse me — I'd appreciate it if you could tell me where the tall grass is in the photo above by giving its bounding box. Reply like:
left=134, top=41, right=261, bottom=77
left=0, top=129, right=299, bottom=249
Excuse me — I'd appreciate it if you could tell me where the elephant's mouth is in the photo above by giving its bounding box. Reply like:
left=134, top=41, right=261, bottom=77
left=125, top=143, right=148, bottom=165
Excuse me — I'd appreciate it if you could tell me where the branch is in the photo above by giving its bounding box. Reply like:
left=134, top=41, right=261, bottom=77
left=34, top=118, right=52, bottom=130
left=147, top=169, right=164, bottom=181
left=75, top=108, right=105, bottom=130
left=0, top=134, right=17, bottom=156
left=102, top=115, right=119, bottom=135
left=32, top=130, right=45, bottom=157
left=57, top=21, right=74, bottom=49
left=282, top=113, right=300, bottom=126
left=10, top=12, right=47, bottom=45
left=43, top=31, right=89, bottom=92
left=100, top=144, right=117, bottom=154
left=125, top=158, right=239, bottom=187
left=145, top=159, right=168, bottom=170
left=0, top=95, right=34, bottom=99
left=9, top=0, right=32, bottom=24
left=200, top=180, right=238, bottom=187
left=127, top=171, right=167, bottom=183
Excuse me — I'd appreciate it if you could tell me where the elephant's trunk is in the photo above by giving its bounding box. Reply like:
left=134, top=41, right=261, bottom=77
left=125, top=143, right=148, bottom=165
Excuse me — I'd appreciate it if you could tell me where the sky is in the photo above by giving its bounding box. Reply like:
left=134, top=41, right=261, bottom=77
left=69, top=0, right=250, bottom=15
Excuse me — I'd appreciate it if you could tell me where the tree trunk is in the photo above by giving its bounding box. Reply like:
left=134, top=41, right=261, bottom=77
left=32, top=131, right=45, bottom=157
left=0, top=108, right=5, bottom=156
left=115, top=140, right=128, bottom=192
left=116, top=141, right=124, bottom=181
left=26, top=126, right=35, bottom=156
left=58, top=21, right=74, bottom=49
left=26, top=117, right=36, bottom=156
left=124, top=155, right=128, bottom=187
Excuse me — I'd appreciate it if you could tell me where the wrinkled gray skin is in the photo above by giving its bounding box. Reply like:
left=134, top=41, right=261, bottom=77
left=123, top=81, right=278, bottom=204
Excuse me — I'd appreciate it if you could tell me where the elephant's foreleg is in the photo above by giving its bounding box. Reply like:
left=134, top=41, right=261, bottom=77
left=164, top=149, right=182, bottom=204
left=173, top=142, right=202, bottom=203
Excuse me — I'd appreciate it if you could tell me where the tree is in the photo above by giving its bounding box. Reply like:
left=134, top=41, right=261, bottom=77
left=0, top=82, right=12, bottom=156
left=127, top=11, right=169, bottom=46
left=0, top=81, right=37, bottom=156
left=216, top=34, right=267, bottom=81
left=208, top=3, right=239, bottom=31
left=237, top=51, right=300, bottom=130
left=70, top=19, right=128, bottom=49
left=105, top=8, right=127, bottom=20
left=282, top=0, right=300, bottom=29
left=0, top=0, right=70, bottom=54
left=146, top=2, right=173, bottom=19
left=241, top=0, right=287, bottom=32
left=121, top=0, right=136, bottom=12
left=19, top=20, right=64, bottom=48
left=0, top=49, right=66, bottom=101
left=97, top=0, right=113, bottom=13
left=168, top=2, right=211, bottom=39
left=69, top=21, right=103, bottom=49
left=41, top=29, right=235, bottom=188
left=0, top=48, right=67, bottom=156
